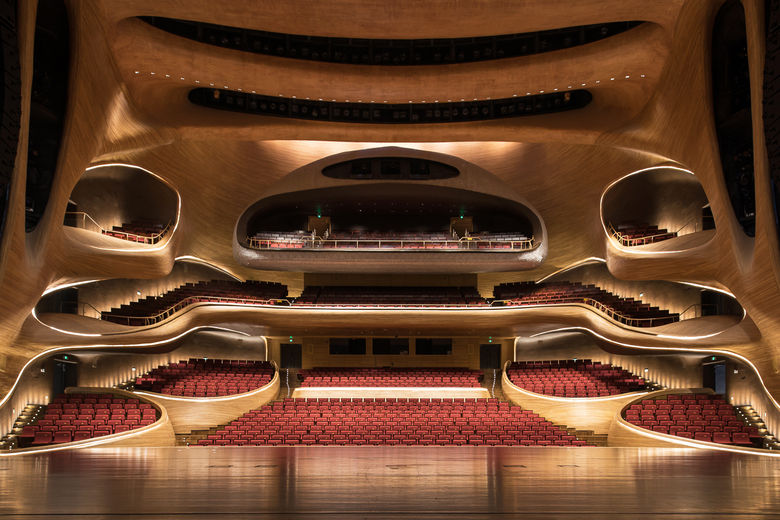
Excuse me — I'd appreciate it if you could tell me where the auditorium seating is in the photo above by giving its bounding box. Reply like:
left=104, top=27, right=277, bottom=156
left=248, top=230, right=531, bottom=250
left=196, top=398, right=592, bottom=446
left=16, top=393, right=159, bottom=448
left=623, top=393, right=763, bottom=447
left=295, top=286, right=486, bottom=306
left=298, top=367, right=483, bottom=387
left=506, top=360, right=647, bottom=397
left=102, top=220, right=169, bottom=244
left=101, top=280, right=288, bottom=325
left=493, top=281, right=679, bottom=327
left=612, top=224, right=677, bottom=247
left=134, top=359, right=275, bottom=397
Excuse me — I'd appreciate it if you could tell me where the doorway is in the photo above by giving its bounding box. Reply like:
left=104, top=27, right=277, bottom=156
left=280, top=343, right=302, bottom=369
left=702, top=358, right=726, bottom=395
left=479, top=344, right=501, bottom=370
left=52, top=356, right=78, bottom=396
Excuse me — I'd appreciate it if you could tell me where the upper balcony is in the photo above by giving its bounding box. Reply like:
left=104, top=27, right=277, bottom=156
left=234, top=149, right=546, bottom=273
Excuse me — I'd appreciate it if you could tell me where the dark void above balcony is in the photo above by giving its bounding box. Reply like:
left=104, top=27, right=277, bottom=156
left=141, top=16, right=642, bottom=65
left=188, top=88, right=592, bottom=124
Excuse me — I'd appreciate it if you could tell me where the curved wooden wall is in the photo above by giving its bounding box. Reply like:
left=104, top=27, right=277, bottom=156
left=137, top=366, right=280, bottom=433
left=607, top=389, right=780, bottom=456
left=0, top=387, right=175, bottom=455
left=502, top=364, right=646, bottom=434
left=0, top=0, right=777, bottom=425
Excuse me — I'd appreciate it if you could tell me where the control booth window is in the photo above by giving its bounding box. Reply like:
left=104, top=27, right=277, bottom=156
left=415, top=338, right=453, bottom=355
left=372, top=338, right=410, bottom=355
left=329, top=338, right=367, bottom=355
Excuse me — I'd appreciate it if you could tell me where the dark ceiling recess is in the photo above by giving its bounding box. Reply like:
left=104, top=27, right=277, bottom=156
left=26, top=0, right=69, bottom=232
left=712, top=0, right=755, bottom=237
left=140, top=16, right=643, bottom=65
left=188, top=88, right=592, bottom=124
left=323, top=157, right=459, bottom=180
left=765, top=0, right=780, bottom=246
left=0, top=0, right=20, bottom=246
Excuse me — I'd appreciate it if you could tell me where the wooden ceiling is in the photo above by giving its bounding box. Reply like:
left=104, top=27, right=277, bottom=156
left=0, top=0, right=779, bottom=405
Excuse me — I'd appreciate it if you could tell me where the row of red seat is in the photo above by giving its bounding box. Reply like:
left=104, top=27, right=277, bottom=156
left=506, top=360, right=646, bottom=397
left=624, top=393, right=760, bottom=446
left=295, top=286, right=485, bottom=306
left=102, top=220, right=167, bottom=244
left=197, top=398, right=592, bottom=446
left=298, top=367, right=483, bottom=387
left=614, top=224, right=677, bottom=247
left=134, top=360, right=275, bottom=396
left=18, top=394, right=159, bottom=447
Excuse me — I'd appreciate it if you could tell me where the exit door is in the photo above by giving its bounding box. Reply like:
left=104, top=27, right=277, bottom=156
left=53, top=358, right=78, bottom=396
left=480, top=344, right=501, bottom=370
left=280, top=343, right=302, bottom=369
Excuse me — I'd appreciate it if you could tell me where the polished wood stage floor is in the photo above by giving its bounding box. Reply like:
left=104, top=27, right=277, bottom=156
left=0, top=447, right=778, bottom=519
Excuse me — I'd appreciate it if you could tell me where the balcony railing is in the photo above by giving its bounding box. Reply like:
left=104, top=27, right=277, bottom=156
left=492, top=296, right=679, bottom=328
left=64, top=211, right=171, bottom=245
left=246, top=235, right=535, bottom=251
left=101, top=295, right=291, bottom=327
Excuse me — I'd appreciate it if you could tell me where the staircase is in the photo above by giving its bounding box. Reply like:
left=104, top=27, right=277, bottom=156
left=736, top=404, right=780, bottom=450
left=0, top=404, right=46, bottom=450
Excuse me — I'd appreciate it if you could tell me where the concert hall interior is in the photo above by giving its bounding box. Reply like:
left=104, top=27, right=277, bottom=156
left=0, top=0, right=779, bottom=518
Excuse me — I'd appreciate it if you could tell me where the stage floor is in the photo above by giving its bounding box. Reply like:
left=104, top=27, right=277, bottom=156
left=0, top=447, right=778, bottom=519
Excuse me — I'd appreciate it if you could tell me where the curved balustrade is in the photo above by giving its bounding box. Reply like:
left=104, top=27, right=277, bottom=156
left=102, top=294, right=290, bottom=326
left=493, top=281, right=679, bottom=328
left=64, top=211, right=172, bottom=245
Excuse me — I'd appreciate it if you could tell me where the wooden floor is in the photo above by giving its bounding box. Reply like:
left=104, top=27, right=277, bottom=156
left=0, top=447, right=778, bottom=519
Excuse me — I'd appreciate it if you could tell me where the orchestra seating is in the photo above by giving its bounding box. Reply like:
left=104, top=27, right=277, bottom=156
left=294, top=285, right=486, bottom=306
left=16, top=393, right=159, bottom=448
left=298, top=367, right=483, bottom=387
left=196, top=398, right=592, bottom=446
left=506, top=360, right=647, bottom=397
left=623, top=393, right=763, bottom=447
left=134, top=359, right=275, bottom=397
left=249, top=230, right=530, bottom=249
left=614, top=224, right=677, bottom=246
left=102, top=220, right=167, bottom=243
left=493, top=281, right=679, bottom=327
left=101, top=280, right=288, bottom=325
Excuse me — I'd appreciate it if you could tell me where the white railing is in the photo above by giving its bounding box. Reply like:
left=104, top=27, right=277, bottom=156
left=246, top=235, right=535, bottom=251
